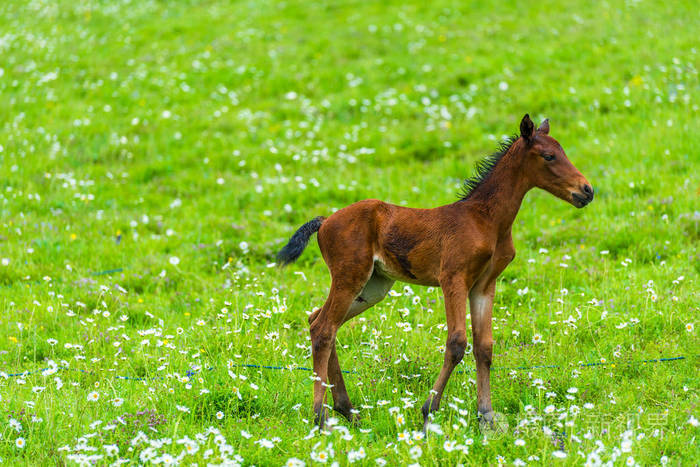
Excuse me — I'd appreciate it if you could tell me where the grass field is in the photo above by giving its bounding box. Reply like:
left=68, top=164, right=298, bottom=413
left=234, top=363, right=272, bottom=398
left=0, top=0, right=699, bottom=464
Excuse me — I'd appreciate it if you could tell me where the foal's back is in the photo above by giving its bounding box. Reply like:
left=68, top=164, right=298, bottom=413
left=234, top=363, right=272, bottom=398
left=317, top=199, right=488, bottom=287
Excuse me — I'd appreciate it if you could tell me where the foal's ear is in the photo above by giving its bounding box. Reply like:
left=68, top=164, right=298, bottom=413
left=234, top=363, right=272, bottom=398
left=538, top=118, right=550, bottom=135
left=520, top=114, right=535, bottom=143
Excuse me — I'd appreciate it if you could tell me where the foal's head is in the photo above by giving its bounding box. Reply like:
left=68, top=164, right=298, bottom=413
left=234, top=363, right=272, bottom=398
left=518, top=114, right=594, bottom=208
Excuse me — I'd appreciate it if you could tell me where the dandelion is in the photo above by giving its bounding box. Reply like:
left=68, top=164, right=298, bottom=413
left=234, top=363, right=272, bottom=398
left=87, top=391, right=99, bottom=402
left=15, top=437, right=25, bottom=449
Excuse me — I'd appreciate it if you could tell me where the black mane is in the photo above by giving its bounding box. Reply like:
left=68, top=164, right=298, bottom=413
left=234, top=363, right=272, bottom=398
left=457, top=135, right=519, bottom=201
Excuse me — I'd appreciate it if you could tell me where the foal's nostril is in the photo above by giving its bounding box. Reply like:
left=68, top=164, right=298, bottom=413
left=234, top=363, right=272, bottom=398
left=583, top=184, right=594, bottom=199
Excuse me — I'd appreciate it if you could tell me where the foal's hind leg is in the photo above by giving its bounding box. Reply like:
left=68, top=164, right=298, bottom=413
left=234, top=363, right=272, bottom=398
left=310, top=258, right=375, bottom=427
left=326, top=271, right=394, bottom=422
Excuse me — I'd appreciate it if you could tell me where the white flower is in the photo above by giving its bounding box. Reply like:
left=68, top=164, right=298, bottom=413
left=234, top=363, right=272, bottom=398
left=688, top=415, right=699, bottom=427
left=9, top=418, right=22, bottom=432
left=425, top=422, right=443, bottom=435
left=286, top=458, right=305, bottom=467
left=15, top=437, right=26, bottom=448
left=686, top=323, right=694, bottom=332
left=552, top=450, right=567, bottom=458
left=104, top=444, right=119, bottom=456
left=409, top=445, right=422, bottom=459
left=256, top=438, right=274, bottom=448
left=443, top=440, right=456, bottom=452
left=169, top=256, right=180, bottom=266
left=347, top=447, right=366, bottom=463
left=311, top=450, right=329, bottom=464
left=216, top=411, right=224, bottom=420
left=239, top=241, right=249, bottom=252
left=532, top=333, right=544, bottom=344
left=1, top=258, right=9, bottom=266
left=87, top=391, right=99, bottom=402
left=515, top=439, right=526, bottom=446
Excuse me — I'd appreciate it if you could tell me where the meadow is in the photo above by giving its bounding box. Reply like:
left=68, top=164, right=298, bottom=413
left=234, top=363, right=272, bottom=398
left=0, top=0, right=698, bottom=465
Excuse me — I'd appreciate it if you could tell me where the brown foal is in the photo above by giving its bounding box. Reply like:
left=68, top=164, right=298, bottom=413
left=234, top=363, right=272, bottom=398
left=277, top=114, right=593, bottom=429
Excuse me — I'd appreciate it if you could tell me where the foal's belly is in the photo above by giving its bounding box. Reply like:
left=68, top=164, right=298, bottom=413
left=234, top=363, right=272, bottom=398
left=373, top=256, right=440, bottom=287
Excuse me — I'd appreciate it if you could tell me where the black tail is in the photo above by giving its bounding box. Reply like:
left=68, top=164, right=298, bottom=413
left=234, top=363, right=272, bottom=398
left=276, top=216, right=325, bottom=266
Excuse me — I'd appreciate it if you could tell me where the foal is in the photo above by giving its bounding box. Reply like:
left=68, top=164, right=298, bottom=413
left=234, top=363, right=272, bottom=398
left=277, top=115, right=593, bottom=428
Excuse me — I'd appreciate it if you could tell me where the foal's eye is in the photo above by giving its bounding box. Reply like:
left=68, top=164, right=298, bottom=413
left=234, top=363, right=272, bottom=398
left=542, top=154, right=556, bottom=162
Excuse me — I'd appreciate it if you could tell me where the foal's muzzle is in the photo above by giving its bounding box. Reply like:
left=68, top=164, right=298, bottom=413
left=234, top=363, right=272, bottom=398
left=572, top=184, right=594, bottom=208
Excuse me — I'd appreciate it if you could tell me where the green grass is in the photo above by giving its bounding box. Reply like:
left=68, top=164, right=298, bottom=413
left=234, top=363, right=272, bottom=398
left=0, top=0, right=698, bottom=465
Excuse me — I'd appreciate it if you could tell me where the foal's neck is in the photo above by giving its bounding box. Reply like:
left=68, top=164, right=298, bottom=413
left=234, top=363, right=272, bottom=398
left=461, top=143, right=532, bottom=236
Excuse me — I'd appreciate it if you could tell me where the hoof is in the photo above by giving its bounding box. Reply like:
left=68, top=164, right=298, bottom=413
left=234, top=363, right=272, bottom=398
left=479, top=411, right=509, bottom=438
left=334, top=405, right=361, bottom=425
left=314, top=408, right=328, bottom=429
left=478, top=410, right=496, bottom=425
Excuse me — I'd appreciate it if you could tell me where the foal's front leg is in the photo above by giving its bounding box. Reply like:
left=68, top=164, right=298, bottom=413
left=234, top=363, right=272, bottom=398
left=469, top=282, right=496, bottom=421
left=421, top=274, right=469, bottom=428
